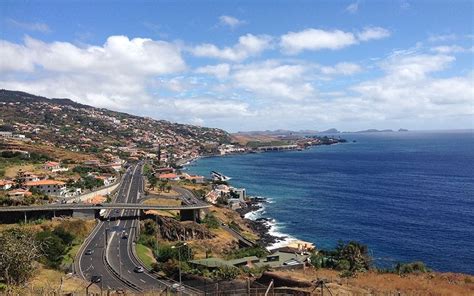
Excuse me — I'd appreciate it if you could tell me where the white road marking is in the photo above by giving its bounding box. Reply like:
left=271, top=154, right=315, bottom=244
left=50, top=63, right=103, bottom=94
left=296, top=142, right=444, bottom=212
left=128, top=270, right=131, bottom=273
left=140, top=279, right=146, bottom=283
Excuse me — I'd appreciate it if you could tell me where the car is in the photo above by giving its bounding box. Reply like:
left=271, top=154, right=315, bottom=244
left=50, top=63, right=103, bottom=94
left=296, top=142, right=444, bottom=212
left=91, top=275, right=102, bottom=283
left=115, top=209, right=120, bottom=213
left=171, top=283, right=185, bottom=292
left=133, top=266, right=144, bottom=273
left=85, top=249, right=94, bottom=255
left=122, top=232, right=128, bottom=239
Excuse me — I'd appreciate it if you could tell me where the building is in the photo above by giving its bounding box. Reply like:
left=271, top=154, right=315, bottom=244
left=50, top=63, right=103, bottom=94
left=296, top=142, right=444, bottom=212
left=44, top=161, right=69, bottom=172
left=24, top=180, right=67, bottom=196
left=8, top=189, right=32, bottom=198
left=0, top=180, right=14, bottom=190
left=0, top=131, right=13, bottom=138
left=158, top=173, right=180, bottom=181
left=17, top=171, right=40, bottom=183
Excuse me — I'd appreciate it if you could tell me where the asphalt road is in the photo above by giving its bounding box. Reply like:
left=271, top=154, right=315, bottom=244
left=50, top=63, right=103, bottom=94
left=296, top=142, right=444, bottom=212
left=78, top=162, right=199, bottom=294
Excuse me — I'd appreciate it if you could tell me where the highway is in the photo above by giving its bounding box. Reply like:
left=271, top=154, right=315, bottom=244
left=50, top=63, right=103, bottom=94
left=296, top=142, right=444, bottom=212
left=77, top=162, right=203, bottom=294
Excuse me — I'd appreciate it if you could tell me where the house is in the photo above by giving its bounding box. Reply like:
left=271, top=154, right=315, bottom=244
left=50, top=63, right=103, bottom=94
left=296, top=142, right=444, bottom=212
left=0, top=131, right=13, bottom=138
left=17, top=171, right=41, bottom=183
left=24, top=180, right=67, bottom=196
left=44, top=161, right=69, bottom=172
left=189, top=250, right=310, bottom=271
left=44, top=161, right=61, bottom=171
left=155, top=167, right=175, bottom=174
left=0, top=180, right=14, bottom=190
left=158, top=173, right=180, bottom=181
left=94, top=175, right=116, bottom=186
left=230, top=187, right=246, bottom=202
left=183, top=173, right=205, bottom=184
left=8, top=188, right=33, bottom=198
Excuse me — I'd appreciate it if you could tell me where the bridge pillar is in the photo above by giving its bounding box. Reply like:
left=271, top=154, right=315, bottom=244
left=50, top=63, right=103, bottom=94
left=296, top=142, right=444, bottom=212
left=72, top=209, right=97, bottom=220
left=180, top=209, right=201, bottom=222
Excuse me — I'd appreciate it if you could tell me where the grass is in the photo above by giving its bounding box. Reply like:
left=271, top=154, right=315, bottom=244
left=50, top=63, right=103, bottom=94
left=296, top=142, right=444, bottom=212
left=136, top=243, right=156, bottom=269
left=143, top=197, right=182, bottom=217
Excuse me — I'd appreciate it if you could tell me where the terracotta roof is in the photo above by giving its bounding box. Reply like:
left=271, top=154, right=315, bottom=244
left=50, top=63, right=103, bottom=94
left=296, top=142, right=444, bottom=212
left=159, top=173, right=179, bottom=179
left=0, top=180, right=14, bottom=186
left=87, top=195, right=107, bottom=204
left=25, top=180, right=66, bottom=186
left=45, top=161, right=60, bottom=167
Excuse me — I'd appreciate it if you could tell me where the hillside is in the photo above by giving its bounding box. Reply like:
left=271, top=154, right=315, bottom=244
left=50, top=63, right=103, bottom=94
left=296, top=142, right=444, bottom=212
left=0, top=89, right=231, bottom=163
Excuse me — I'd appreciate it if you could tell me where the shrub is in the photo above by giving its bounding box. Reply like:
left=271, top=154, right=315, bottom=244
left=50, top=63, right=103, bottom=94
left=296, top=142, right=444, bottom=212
left=226, top=246, right=269, bottom=260
left=213, top=265, right=241, bottom=280
left=395, top=261, right=429, bottom=274
left=202, top=213, right=220, bottom=229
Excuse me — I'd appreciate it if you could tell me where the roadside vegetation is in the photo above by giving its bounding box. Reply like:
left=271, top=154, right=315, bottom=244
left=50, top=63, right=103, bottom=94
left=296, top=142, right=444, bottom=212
left=0, top=219, right=95, bottom=291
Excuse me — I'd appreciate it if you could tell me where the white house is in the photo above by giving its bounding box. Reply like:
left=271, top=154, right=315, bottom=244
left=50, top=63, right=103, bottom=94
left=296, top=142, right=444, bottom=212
left=0, top=180, right=14, bottom=190
left=24, top=180, right=67, bottom=197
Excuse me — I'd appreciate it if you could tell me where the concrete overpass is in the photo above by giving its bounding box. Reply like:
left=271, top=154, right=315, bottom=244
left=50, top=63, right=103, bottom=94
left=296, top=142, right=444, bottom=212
left=0, top=202, right=211, bottom=223
left=0, top=202, right=211, bottom=212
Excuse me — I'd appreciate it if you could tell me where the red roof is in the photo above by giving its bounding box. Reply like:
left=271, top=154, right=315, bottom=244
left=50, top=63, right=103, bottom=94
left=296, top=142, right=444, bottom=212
left=25, top=180, right=65, bottom=186
left=159, top=173, right=179, bottom=179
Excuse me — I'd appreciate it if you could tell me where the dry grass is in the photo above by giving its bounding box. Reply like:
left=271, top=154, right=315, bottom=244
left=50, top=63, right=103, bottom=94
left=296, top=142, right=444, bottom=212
left=187, top=228, right=239, bottom=259
left=209, top=206, right=259, bottom=241
left=143, top=197, right=182, bottom=217
left=231, top=134, right=280, bottom=145
left=270, top=268, right=474, bottom=296
left=21, top=266, right=101, bottom=295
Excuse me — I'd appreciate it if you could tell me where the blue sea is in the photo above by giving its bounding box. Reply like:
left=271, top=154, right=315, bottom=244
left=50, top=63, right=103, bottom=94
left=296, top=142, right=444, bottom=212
left=187, top=131, right=474, bottom=274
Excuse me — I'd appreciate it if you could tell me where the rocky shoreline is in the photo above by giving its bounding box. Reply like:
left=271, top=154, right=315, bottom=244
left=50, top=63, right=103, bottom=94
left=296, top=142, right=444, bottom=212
left=236, top=198, right=286, bottom=247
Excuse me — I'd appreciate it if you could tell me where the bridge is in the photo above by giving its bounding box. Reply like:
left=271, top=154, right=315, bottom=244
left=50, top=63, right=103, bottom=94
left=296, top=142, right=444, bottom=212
left=0, top=202, right=211, bottom=212
left=257, top=144, right=299, bottom=151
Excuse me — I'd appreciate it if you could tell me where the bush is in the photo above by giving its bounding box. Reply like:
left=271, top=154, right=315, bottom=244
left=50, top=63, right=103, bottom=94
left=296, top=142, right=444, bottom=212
left=213, top=265, right=241, bottom=280
left=395, top=261, right=429, bottom=274
left=336, top=259, right=350, bottom=271
left=226, top=246, right=269, bottom=260
left=36, top=231, right=68, bottom=268
left=202, top=213, right=220, bottom=229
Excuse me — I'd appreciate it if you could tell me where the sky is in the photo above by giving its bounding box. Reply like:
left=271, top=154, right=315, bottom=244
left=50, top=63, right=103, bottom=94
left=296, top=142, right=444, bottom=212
left=0, top=0, right=473, bottom=132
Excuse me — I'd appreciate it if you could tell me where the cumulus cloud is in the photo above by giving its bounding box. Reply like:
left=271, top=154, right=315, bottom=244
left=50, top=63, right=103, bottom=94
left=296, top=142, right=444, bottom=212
left=280, top=27, right=390, bottom=54
left=6, top=19, right=51, bottom=33
left=195, top=64, right=231, bottom=79
left=219, top=15, right=246, bottom=28
left=232, top=60, right=315, bottom=100
left=280, top=29, right=357, bottom=54
left=357, top=27, right=391, bottom=41
left=0, top=35, right=185, bottom=109
left=191, top=34, right=272, bottom=61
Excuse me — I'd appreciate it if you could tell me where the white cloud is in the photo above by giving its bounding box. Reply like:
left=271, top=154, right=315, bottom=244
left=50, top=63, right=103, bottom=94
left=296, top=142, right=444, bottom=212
left=232, top=60, right=315, bottom=100
left=219, top=15, right=246, bottom=28
left=346, top=2, right=359, bottom=14
left=191, top=34, right=272, bottom=61
left=357, top=27, right=391, bottom=41
left=280, top=27, right=390, bottom=54
left=0, top=35, right=186, bottom=109
left=195, top=64, right=231, bottom=79
left=319, top=62, right=362, bottom=75
left=431, top=45, right=473, bottom=54
left=280, top=29, right=357, bottom=54
left=6, top=19, right=51, bottom=33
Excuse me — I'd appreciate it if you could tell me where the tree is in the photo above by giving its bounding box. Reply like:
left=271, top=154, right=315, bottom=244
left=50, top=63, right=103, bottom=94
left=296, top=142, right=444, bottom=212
left=336, top=241, right=371, bottom=272
left=36, top=231, right=68, bottom=268
left=0, top=228, right=42, bottom=286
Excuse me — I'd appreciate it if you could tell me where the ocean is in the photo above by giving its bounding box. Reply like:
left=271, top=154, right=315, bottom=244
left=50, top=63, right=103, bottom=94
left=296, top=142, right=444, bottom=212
left=186, top=131, right=474, bottom=274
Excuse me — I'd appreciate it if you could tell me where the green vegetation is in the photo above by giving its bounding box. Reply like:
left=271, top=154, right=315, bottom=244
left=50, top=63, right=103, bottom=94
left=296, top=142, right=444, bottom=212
left=0, top=228, right=42, bottom=286
left=310, top=241, right=371, bottom=276
left=136, top=243, right=155, bottom=270
left=202, top=213, right=220, bottom=229
left=225, top=246, right=269, bottom=260
left=394, top=261, right=429, bottom=274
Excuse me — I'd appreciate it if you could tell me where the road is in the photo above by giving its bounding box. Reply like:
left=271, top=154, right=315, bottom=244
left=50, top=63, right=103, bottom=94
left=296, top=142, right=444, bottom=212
left=172, top=186, right=255, bottom=247
left=77, top=162, right=202, bottom=294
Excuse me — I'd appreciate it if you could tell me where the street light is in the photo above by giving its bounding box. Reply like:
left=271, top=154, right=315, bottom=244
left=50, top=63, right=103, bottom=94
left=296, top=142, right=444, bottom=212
left=171, top=242, right=188, bottom=291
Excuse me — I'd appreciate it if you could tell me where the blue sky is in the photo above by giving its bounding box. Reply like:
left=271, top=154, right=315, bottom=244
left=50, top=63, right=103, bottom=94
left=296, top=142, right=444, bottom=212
left=1, top=0, right=473, bottom=132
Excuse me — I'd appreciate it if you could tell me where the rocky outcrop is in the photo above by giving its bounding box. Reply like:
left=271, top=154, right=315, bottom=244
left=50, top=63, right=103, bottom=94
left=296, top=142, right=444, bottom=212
left=154, top=216, right=214, bottom=241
